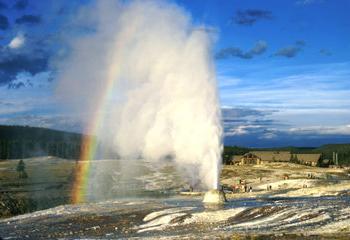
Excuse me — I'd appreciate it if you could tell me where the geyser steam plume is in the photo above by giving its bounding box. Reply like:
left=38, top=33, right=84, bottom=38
left=57, top=0, right=222, bottom=190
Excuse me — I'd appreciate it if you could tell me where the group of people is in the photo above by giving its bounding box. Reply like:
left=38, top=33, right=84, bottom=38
left=229, top=179, right=253, bottom=193
left=243, top=185, right=253, bottom=193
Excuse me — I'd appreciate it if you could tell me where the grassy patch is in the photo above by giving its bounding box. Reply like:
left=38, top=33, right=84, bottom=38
left=0, top=158, right=75, bottom=218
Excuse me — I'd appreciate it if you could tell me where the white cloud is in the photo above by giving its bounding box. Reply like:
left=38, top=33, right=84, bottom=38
left=225, top=124, right=263, bottom=136
left=297, top=0, right=315, bottom=5
left=297, top=0, right=325, bottom=5
left=0, top=101, right=28, bottom=115
left=8, top=33, right=25, bottom=49
left=219, top=62, right=350, bottom=133
left=6, top=71, right=52, bottom=89
left=220, top=62, right=350, bottom=107
left=260, top=132, right=277, bottom=139
left=218, top=76, right=241, bottom=89
left=289, top=125, right=350, bottom=135
left=0, top=72, right=54, bottom=116
left=0, top=114, right=83, bottom=132
left=226, top=125, right=249, bottom=136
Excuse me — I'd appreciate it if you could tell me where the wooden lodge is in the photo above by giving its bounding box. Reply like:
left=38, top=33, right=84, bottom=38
left=231, top=151, right=321, bottom=166
left=295, top=153, right=321, bottom=166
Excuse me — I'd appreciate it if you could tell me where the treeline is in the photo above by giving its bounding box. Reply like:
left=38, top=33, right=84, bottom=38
left=222, top=146, right=250, bottom=164
left=1, top=125, right=350, bottom=164
left=222, top=146, right=317, bottom=164
left=0, top=125, right=87, bottom=160
left=315, top=144, right=350, bottom=165
left=223, top=144, right=350, bottom=165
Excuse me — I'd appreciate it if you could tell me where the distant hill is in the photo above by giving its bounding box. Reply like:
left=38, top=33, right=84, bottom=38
left=1, top=125, right=350, bottom=164
left=224, top=144, right=350, bottom=165
left=0, top=125, right=87, bottom=160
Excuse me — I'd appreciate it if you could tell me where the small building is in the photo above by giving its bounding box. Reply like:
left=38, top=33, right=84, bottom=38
left=230, top=151, right=321, bottom=167
left=231, top=153, right=261, bottom=165
left=231, top=155, right=243, bottom=165
left=296, top=154, right=321, bottom=166
left=250, top=151, right=291, bottom=164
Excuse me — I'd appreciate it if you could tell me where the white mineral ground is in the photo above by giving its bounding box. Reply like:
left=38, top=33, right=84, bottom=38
left=134, top=203, right=350, bottom=235
left=1, top=197, right=350, bottom=237
left=1, top=160, right=350, bottom=238
left=136, top=207, right=246, bottom=233
left=220, top=162, right=350, bottom=199
left=130, top=162, right=350, bottom=235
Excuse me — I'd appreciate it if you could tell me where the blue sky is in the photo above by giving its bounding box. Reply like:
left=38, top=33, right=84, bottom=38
left=0, top=0, right=349, bottom=147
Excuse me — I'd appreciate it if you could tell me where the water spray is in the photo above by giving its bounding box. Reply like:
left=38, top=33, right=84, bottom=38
left=57, top=0, right=222, bottom=199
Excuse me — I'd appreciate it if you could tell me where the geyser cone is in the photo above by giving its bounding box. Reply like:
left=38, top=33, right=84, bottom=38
left=202, top=189, right=226, bottom=204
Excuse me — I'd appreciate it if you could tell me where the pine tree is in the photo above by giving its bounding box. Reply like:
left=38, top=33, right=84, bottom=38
left=16, top=159, right=28, bottom=179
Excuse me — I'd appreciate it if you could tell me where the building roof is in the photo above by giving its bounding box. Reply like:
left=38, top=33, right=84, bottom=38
left=232, top=155, right=243, bottom=163
left=250, top=151, right=291, bottom=162
left=296, top=154, right=321, bottom=163
left=243, top=152, right=260, bottom=158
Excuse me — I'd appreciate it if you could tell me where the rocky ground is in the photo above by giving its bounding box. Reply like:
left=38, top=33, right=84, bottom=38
left=1, top=159, right=350, bottom=239
left=221, top=162, right=350, bottom=199
left=1, top=196, right=350, bottom=239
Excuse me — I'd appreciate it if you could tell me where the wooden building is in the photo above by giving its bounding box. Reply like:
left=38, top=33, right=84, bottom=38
left=250, top=151, right=291, bottom=164
left=230, top=151, right=321, bottom=166
left=231, top=155, right=243, bottom=165
left=296, top=154, right=321, bottom=166
left=231, top=153, right=261, bottom=165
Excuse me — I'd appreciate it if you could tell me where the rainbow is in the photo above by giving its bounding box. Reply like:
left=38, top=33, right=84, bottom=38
left=70, top=61, right=121, bottom=204
left=71, top=135, right=97, bottom=203
left=70, top=26, right=136, bottom=204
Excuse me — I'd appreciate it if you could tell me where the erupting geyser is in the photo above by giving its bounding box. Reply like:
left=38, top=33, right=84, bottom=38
left=56, top=0, right=222, bottom=197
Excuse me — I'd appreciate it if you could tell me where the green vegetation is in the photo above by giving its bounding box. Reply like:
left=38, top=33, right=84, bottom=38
left=0, top=158, right=75, bottom=218
left=16, top=159, right=28, bottom=178
left=222, top=146, right=250, bottom=164
left=315, top=144, right=350, bottom=165
left=1, top=125, right=349, bottom=165
left=0, top=193, right=37, bottom=218
left=0, top=125, right=88, bottom=159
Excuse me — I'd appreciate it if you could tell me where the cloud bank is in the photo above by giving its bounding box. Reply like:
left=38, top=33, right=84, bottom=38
left=16, top=15, right=41, bottom=25
left=216, top=40, right=267, bottom=59
left=274, top=41, right=305, bottom=58
left=233, top=9, right=273, bottom=26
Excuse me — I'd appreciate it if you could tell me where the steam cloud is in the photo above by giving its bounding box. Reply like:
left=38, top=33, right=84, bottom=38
left=56, top=0, right=222, bottom=190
